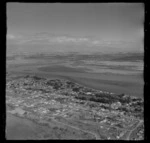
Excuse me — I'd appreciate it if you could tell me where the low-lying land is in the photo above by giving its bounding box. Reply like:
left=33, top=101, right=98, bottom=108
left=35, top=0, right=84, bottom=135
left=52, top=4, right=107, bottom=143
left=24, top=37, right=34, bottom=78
left=6, top=73, right=144, bottom=140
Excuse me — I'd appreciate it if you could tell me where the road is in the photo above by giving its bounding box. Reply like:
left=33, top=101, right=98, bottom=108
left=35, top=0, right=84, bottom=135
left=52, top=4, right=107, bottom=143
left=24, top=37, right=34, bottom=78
left=127, top=120, right=143, bottom=140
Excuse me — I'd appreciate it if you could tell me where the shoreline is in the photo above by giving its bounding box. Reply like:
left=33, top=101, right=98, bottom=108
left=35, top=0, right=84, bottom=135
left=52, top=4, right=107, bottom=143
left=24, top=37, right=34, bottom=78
left=7, top=70, right=143, bottom=98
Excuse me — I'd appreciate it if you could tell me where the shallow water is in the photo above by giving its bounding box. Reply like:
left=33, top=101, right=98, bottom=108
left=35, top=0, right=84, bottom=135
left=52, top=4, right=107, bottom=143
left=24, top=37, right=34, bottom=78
left=6, top=113, right=39, bottom=140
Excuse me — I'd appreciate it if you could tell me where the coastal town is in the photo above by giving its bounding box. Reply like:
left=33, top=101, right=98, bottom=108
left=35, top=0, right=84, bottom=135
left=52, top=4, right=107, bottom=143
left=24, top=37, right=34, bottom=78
left=6, top=74, right=144, bottom=140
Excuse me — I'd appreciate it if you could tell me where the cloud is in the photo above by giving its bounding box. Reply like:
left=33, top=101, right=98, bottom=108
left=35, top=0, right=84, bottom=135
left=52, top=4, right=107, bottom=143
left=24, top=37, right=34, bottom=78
left=7, top=34, right=16, bottom=39
left=7, top=33, right=133, bottom=48
left=8, top=33, right=90, bottom=44
left=7, top=34, right=23, bottom=42
left=48, top=36, right=89, bottom=43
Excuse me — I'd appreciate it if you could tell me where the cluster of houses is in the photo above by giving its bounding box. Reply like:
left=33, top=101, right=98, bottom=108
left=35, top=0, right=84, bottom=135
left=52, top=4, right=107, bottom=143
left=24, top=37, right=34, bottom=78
left=6, top=75, right=144, bottom=140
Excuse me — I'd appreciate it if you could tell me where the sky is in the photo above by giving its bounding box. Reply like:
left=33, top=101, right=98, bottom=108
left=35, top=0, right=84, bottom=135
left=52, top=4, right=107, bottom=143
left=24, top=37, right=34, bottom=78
left=7, top=3, right=144, bottom=54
